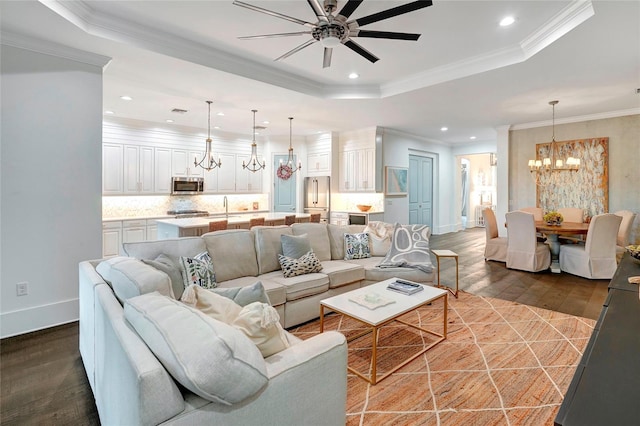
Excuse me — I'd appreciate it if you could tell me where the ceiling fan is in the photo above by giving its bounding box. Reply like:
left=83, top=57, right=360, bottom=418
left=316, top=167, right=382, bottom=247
left=233, top=0, right=433, bottom=68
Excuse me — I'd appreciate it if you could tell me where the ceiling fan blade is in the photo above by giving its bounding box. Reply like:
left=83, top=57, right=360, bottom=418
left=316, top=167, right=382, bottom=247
left=354, top=0, right=433, bottom=27
left=233, top=0, right=315, bottom=28
left=275, top=39, right=317, bottom=61
left=352, top=29, right=421, bottom=41
left=239, top=31, right=312, bottom=40
left=344, top=40, right=379, bottom=63
left=307, top=0, right=329, bottom=22
left=337, top=0, right=364, bottom=20
left=323, top=47, right=332, bottom=68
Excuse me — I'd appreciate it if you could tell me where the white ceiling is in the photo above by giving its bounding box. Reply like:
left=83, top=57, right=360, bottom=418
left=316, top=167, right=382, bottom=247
left=2, top=0, right=639, bottom=143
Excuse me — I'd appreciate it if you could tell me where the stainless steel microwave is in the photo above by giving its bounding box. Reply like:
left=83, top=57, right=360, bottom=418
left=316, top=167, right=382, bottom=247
left=171, top=177, right=204, bottom=195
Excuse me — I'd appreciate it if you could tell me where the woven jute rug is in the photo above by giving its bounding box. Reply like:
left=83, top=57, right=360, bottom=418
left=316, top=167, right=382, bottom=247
left=290, top=290, right=595, bottom=426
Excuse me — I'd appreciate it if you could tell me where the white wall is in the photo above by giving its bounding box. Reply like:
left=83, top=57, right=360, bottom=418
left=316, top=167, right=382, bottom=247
left=381, top=129, right=456, bottom=234
left=1, top=44, right=106, bottom=337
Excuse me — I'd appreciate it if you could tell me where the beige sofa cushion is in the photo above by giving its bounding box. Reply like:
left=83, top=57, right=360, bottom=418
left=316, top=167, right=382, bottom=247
left=327, top=224, right=366, bottom=260
left=124, top=292, right=268, bottom=405
left=203, top=229, right=259, bottom=282
left=253, top=225, right=292, bottom=275
left=320, top=260, right=365, bottom=288
left=259, top=270, right=329, bottom=301
left=347, top=257, right=434, bottom=283
left=96, top=256, right=174, bottom=303
left=123, top=237, right=206, bottom=266
left=291, top=223, right=332, bottom=261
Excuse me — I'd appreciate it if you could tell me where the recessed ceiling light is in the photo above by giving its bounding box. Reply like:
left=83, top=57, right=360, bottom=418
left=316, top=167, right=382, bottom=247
left=262, top=120, right=270, bottom=125
left=349, top=72, right=359, bottom=79
left=217, top=112, right=224, bottom=116
left=440, top=127, right=448, bottom=132
left=104, top=110, right=114, bottom=115
left=120, top=95, right=132, bottom=101
left=166, top=119, right=174, bottom=123
left=470, top=136, right=477, bottom=140
left=214, top=126, right=220, bottom=129
left=500, top=16, right=515, bottom=27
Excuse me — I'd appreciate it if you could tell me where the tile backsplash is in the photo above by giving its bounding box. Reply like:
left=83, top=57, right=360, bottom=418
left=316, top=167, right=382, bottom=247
left=103, top=194, right=269, bottom=219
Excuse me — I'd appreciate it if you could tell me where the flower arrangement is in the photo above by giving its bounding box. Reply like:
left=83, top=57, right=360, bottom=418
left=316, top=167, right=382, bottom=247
left=543, top=211, right=564, bottom=225
left=276, top=164, right=293, bottom=181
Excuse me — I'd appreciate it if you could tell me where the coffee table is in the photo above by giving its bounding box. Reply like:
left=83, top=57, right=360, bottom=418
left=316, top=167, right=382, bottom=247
left=320, top=278, right=447, bottom=385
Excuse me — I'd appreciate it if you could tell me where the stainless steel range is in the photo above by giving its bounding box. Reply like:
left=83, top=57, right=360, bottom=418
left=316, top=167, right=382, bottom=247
left=167, top=210, right=209, bottom=218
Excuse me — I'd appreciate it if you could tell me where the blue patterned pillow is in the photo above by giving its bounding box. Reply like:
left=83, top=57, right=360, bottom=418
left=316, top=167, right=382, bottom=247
left=344, top=233, right=371, bottom=260
left=179, top=251, right=217, bottom=289
left=278, top=251, right=323, bottom=278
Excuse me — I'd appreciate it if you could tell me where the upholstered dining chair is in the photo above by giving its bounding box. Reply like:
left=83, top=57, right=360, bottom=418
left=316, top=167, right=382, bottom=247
left=482, top=208, right=507, bottom=262
left=614, top=210, right=637, bottom=262
left=284, top=215, right=296, bottom=226
left=208, top=219, right=228, bottom=232
left=309, top=213, right=321, bottom=223
left=505, top=211, right=551, bottom=272
left=249, top=217, right=265, bottom=228
left=557, top=207, right=585, bottom=223
left=559, top=213, right=622, bottom=279
left=519, top=206, right=543, bottom=221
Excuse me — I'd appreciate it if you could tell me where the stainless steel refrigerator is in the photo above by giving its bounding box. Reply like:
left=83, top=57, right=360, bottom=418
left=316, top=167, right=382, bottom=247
left=304, top=176, right=330, bottom=222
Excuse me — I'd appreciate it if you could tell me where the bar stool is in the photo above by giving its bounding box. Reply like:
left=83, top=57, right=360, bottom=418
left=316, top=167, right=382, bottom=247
left=309, top=213, right=321, bottom=223
left=284, top=215, right=296, bottom=226
left=249, top=217, right=265, bottom=228
left=208, top=220, right=228, bottom=232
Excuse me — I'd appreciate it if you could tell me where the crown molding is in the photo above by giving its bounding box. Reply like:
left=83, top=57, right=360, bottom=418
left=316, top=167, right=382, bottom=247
left=510, top=108, right=640, bottom=130
left=0, top=30, right=111, bottom=68
left=39, top=0, right=593, bottom=100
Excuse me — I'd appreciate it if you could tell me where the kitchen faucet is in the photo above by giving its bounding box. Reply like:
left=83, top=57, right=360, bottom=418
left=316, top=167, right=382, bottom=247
left=223, top=196, right=228, bottom=218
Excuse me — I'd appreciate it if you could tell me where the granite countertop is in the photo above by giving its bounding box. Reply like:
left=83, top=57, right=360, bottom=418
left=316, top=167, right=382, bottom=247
left=155, top=212, right=310, bottom=228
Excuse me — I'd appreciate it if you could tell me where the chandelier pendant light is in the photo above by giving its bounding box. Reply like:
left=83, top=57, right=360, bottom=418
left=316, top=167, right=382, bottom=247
left=243, top=109, right=266, bottom=173
left=277, top=117, right=301, bottom=180
left=527, top=100, right=580, bottom=186
left=194, top=100, right=222, bottom=171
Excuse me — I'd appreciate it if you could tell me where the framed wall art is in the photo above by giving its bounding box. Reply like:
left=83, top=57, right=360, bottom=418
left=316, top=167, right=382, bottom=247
left=385, top=166, right=408, bottom=196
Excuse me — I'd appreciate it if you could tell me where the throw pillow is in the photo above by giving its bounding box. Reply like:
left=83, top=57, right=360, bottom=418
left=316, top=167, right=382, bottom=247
left=124, top=292, right=268, bottom=405
left=181, top=285, right=290, bottom=358
left=96, top=256, right=174, bottom=303
left=280, top=233, right=311, bottom=259
left=179, top=251, right=216, bottom=289
left=379, top=223, right=434, bottom=273
left=344, top=232, right=371, bottom=260
left=364, top=221, right=395, bottom=256
left=142, top=253, right=184, bottom=299
left=278, top=250, right=323, bottom=278
left=211, top=281, right=271, bottom=307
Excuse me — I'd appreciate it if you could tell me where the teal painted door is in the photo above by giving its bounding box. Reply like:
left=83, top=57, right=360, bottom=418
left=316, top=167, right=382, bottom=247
left=273, top=154, right=297, bottom=213
left=408, top=155, right=433, bottom=227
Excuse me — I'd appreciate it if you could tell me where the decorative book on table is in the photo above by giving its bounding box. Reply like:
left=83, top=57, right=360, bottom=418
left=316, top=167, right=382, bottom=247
left=387, top=280, right=424, bottom=295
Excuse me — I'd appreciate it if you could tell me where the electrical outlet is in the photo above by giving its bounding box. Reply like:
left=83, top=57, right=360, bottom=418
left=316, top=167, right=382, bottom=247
left=16, top=282, right=28, bottom=296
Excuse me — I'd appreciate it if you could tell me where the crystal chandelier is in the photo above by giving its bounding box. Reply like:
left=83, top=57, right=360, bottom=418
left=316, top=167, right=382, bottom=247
left=278, top=117, right=301, bottom=176
left=528, top=100, right=580, bottom=186
left=243, top=109, right=266, bottom=173
left=194, top=100, right=221, bottom=171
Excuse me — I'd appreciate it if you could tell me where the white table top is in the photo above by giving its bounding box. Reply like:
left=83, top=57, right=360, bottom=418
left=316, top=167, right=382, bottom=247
left=432, top=249, right=458, bottom=257
left=321, top=278, right=447, bottom=326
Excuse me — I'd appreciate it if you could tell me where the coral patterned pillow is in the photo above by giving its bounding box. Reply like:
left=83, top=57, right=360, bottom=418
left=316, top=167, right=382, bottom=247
left=278, top=250, right=323, bottom=278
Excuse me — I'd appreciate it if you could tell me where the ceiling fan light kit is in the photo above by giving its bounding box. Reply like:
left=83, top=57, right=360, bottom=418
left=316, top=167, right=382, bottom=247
left=234, top=0, right=433, bottom=68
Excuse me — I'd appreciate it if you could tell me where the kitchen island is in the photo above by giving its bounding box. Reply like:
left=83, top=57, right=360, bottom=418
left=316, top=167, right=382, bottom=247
left=156, top=213, right=311, bottom=238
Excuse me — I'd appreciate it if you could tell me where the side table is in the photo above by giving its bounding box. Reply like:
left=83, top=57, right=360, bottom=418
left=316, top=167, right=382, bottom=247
left=432, top=249, right=459, bottom=298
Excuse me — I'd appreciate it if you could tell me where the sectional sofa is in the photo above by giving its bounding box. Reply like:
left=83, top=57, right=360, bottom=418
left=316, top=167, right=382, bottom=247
left=79, top=222, right=434, bottom=425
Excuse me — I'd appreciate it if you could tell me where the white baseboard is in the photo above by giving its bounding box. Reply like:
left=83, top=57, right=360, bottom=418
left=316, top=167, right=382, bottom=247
left=1, top=298, right=79, bottom=338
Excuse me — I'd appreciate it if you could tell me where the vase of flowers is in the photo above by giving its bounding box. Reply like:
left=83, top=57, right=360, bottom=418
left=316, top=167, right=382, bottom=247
left=543, top=211, right=564, bottom=226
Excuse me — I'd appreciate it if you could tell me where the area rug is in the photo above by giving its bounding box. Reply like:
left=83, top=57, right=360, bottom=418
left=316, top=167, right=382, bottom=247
left=289, top=291, right=596, bottom=426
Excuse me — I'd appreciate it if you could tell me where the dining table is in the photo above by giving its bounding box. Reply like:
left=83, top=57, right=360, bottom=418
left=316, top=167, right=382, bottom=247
left=535, top=221, right=590, bottom=273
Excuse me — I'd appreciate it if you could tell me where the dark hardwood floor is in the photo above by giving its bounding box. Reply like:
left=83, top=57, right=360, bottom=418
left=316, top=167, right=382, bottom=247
left=0, top=228, right=610, bottom=425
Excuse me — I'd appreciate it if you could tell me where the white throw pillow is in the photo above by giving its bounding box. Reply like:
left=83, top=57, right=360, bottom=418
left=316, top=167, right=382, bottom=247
left=96, top=256, right=174, bottom=303
left=125, top=292, right=268, bottom=405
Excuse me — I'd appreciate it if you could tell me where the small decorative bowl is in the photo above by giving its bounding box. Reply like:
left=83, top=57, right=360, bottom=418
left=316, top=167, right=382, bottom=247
left=626, top=245, right=640, bottom=262
left=356, top=204, right=372, bottom=212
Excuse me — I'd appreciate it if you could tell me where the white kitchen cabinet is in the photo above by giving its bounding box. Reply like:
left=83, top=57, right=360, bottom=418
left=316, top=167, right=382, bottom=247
left=103, top=144, right=124, bottom=194
left=146, top=219, right=159, bottom=241
left=202, top=167, right=219, bottom=193
left=154, top=148, right=172, bottom=194
left=217, top=153, right=236, bottom=192
left=307, top=152, right=330, bottom=174
left=122, top=219, right=147, bottom=243
left=102, top=221, right=122, bottom=258
left=172, top=149, right=204, bottom=178
left=356, top=148, right=375, bottom=191
left=339, top=150, right=357, bottom=192
left=235, top=155, right=263, bottom=193
left=330, top=211, right=349, bottom=226
left=123, top=145, right=154, bottom=194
